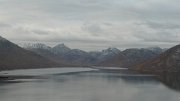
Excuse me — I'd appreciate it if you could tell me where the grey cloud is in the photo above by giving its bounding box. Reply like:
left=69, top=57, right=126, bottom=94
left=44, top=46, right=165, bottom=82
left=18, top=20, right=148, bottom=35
left=127, top=0, right=180, bottom=20
left=102, top=22, right=113, bottom=26
left=136, top=22, right=180, bottom=29
left=3, top=25, right=108, bottom=43
left=0, top=0, right=180, bottom=50
left=32, top=30, right=51, bottom=35
left=134, top=30, right=180, bottom=43
left=0, top=23, right=11, bottom=28
left=81, top=23, right=103, bottom=36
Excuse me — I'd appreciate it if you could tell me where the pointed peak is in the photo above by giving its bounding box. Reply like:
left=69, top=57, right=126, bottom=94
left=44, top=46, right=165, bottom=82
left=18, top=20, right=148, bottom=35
left=54, top=43, right=67, bottom=48
left=56, top=43, right=66, bottom=47
left=107, top=47, right=120, bottom=51
left=103, top=47, right=121, bottom=52
left=53, top=43, right=71, bottom=52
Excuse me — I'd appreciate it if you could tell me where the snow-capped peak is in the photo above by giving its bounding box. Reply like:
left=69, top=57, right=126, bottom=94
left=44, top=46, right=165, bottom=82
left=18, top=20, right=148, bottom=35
left=52, top=43, right=71, bottom=54
left=145, top=47, right=163, bottom=53
left=102, top=47, right=121, bottom=56
left=102, top=47, right=120, bottom=53
left=23, top=43, right=51, bottom=50
left=54, top=43, right=67, bottom=48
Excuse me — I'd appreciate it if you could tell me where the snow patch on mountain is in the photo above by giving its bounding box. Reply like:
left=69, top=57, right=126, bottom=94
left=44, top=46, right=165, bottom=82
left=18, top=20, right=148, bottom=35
left=52, top=43, right=71, bottom=54
left=23, top=43, right=51, bottom=50
left=100, top=48, right=121, bottom=57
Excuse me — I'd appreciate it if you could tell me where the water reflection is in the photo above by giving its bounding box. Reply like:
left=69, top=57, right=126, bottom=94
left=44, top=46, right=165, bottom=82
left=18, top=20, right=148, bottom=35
left=0, top=68, right=180, bottom=101
left=157, top=73, right=180, bottom=92
left=50, top=69, right=157, bottom=84
left=50, top=70, right=180, bottom=93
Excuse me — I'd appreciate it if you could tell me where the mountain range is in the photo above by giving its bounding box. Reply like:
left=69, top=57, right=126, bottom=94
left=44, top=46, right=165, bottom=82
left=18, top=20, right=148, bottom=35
left=1, top=35, right=179, bottom=74
left=24, top=42, right=165, bottom=68
left=24, top=43, right=122, bottom=66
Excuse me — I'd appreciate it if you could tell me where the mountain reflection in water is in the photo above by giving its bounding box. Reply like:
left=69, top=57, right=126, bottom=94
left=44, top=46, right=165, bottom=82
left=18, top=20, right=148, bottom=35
left=157, top=73, right=180, bottom=92
left=0, top=68, right=180, bottom=101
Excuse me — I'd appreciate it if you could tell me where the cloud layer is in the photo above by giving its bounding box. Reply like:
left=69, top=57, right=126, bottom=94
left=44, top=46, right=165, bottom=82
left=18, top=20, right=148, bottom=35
left=0, top=0, right=180, bottom=51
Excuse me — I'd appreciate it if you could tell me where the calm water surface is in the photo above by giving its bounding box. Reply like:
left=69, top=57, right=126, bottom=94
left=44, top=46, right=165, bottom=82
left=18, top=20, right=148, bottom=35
left=0, top=67, right=180, bottom=101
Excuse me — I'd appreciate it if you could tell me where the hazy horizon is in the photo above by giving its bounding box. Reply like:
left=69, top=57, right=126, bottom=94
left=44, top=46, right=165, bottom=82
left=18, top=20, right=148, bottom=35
left=14, top=40, right=169, bottom=52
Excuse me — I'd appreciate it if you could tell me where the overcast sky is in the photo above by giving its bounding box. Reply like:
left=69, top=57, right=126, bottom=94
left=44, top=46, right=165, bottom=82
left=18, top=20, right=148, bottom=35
left=0, top=0, right=180, bottom=51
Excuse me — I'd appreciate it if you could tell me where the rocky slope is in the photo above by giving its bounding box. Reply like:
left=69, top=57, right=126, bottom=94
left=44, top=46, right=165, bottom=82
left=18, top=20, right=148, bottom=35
left=98, top=47, right=164, bottom=67
left=0, top=36, right=66, bottom=70
left=132, top=44, right=180, bottom=73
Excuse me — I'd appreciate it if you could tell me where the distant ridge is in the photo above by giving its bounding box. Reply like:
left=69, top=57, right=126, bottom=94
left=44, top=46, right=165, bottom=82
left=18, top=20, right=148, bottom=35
left=24, top=43, right=165, bottom=67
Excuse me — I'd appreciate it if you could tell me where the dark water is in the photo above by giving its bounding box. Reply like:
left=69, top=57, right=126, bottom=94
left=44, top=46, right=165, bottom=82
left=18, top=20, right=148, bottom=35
left=0, top=68, right=180, bottom=101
